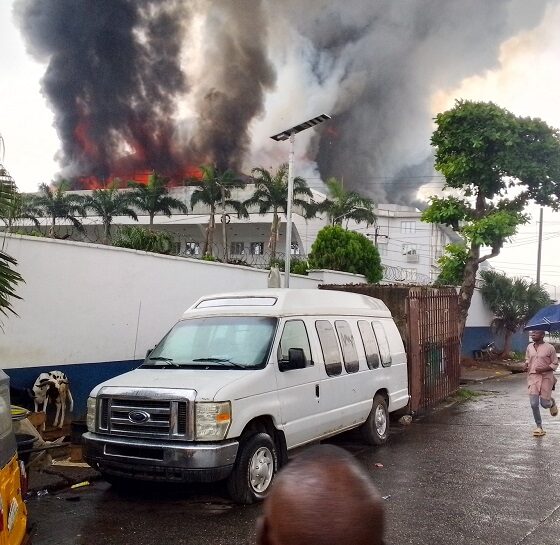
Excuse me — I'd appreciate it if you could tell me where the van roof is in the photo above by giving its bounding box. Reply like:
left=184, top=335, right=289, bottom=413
left=183, top=289, right=392, bottom=318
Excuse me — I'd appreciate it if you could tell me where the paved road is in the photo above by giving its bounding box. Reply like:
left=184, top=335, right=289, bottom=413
left=27, top=374, right=560, bottom=545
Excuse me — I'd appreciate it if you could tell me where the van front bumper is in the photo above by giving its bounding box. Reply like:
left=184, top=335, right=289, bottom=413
left=82, top=432, right=238, bottom=483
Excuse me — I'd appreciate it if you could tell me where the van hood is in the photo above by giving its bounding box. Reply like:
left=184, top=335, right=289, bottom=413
left=90, top=368, right=260, bottom=401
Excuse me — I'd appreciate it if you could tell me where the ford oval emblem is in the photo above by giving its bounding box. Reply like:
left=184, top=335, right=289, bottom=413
left=128, top=410, right=150, bottom=424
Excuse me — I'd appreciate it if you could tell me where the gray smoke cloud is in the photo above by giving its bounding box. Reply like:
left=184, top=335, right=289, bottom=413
left=267, top=0, right=550, bottom=204
left=14, top=0, right=550, bottom=203
left=189, top=0, right=276, bottom=172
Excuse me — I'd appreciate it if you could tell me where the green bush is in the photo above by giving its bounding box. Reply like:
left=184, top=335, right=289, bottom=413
left=113, top=226, right=174, bottom=255
left=268, top=257, right=309, bottom=275
left=308, top=225, right=382, bottom=283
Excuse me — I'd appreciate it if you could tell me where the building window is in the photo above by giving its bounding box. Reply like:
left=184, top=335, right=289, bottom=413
left=315, top=320, right=342, bottom=377
left=250, top=242, right=265, bottom=255
left=230, top=242, right=245, bottom=255
left=290, top=242, right=300, bottom=255
left=185, top=242, right=200, bottom=256
left=401, top=221, right=416, bottom=234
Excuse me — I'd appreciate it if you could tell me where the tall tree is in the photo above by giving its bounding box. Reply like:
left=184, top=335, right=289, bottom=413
left=480, top=270, right=552, bottom=355
left=245, top=164, right=314, bottom=260
left=190, top=165, right=247, bottom=258
left=84, top=185, right=138, bottom=244
left=316, top=177, right=376, bottom=226
left=128, top=172, right=187, bottom=226
left=34, top=180, right=86, bottom=237
left=421, top=100, right=560, bottom=335
left=0, top=173, right=24, bottom=323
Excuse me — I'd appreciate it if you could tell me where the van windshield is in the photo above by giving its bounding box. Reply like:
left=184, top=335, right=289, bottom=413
left=141, top=316, right=277, bottom=370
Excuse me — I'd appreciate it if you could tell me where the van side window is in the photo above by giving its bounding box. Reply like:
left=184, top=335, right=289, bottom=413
left=358, top=320, right=380, bottom=369
left=372, top=321, right=392, bottom=367
left=315, top=320, right=342, bottom=376
left=278, top=320, right=312, bottom=367
left=335, top=320, right=359, bottom=373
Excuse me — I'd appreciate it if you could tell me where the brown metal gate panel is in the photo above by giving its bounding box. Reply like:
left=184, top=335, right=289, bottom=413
left=406, top=288, right=460, bottom=413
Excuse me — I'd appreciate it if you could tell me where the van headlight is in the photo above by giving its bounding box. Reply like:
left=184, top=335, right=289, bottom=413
left=86, top=397, right=97, bottom=432
left=195, top=402, right=231, bottom=441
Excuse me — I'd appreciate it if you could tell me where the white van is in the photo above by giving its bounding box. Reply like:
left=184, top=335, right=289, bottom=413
left=83, top=289, right=409, bottom=503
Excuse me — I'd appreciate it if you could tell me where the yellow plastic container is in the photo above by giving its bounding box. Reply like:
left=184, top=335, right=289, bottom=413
left=0, top=371, right=28, bottom=545
left=0, top=455, right=27, bottom=545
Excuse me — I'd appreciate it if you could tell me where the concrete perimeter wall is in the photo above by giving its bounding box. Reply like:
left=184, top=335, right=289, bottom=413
left=0, top=235, right=366, bottom=415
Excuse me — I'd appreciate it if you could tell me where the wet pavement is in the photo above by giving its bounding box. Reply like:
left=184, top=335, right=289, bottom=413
left=27, top=373, right=560, bottom=545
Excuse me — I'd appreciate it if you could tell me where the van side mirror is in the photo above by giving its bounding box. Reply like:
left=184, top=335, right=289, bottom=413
left=279, top=348, right=307, bottom=372
left=146, top=348, right=153, bottom=359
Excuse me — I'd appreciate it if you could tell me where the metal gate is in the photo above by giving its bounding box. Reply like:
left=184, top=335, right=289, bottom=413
left=319, top=284, right=461, bottom=413
left=405, top=287, right=460, bottom=413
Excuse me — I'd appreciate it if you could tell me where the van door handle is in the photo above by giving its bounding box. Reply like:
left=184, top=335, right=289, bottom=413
left=315, top=384, right=320, bottom=398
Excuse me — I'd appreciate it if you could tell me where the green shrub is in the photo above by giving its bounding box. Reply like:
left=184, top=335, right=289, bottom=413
left=268, top=257, right=309, bottom=275
left=113, top=226, right=174, bottom=255
left=308, top=225, right=382, bottom=283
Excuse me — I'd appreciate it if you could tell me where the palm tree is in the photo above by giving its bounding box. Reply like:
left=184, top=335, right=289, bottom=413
left=316, top=177, right=376, bottom=227
left=0, top=172, right=24, bottom=323
left=190, top=165, right=248, bottom=258
left=0, top=192, right=43, bottom=232
left=245, top=164, right=314, bottom=260
left=128, top=172, right=188, bottom=226
left=34, top=180, right=87, bottom=237
left=480, top=270, right=552, bottom=355
left=84, top=185, right=138, bottom=244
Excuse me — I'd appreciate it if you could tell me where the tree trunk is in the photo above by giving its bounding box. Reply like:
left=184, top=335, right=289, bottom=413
left=269, top=211, right=278, bottom=259
left=149, top=212, right=154, bottom=226
left=104, top=221, right=111, bottom=245
left=49, top=215, right=56, bottom=238
left=221, top=187, right=227, bottom=262
left=502, top=330, right=513, bottom=356
left=458, top=244, right=481, bottom=337
left=205, top=206, right=215, bottom=257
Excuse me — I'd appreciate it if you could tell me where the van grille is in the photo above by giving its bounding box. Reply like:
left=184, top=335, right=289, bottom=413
left=97, top=396, right=190, bottom=440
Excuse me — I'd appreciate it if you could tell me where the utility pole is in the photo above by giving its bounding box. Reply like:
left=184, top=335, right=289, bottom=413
left=536, top=207, right=543, bottom=287
left=373, top=226, right=387, bottom=247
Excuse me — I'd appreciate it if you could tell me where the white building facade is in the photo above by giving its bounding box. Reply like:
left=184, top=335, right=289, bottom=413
left=13, top=185, right=461, bottom=284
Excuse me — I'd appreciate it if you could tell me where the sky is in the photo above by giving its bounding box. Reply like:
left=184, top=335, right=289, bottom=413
left=1, top=1, right=559, bottom=293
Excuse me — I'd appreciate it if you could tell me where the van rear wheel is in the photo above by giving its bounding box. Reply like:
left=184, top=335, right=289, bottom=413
left=360, top=394, right=389, bottom=446
left=227, top=432, right=277, bottom=504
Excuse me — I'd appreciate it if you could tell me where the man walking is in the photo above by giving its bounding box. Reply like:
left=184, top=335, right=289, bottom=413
left=524, top=330, right=558, bottom=436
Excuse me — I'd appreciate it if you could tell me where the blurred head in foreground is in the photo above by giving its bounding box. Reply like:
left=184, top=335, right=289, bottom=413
left=257, top=444, right=385, bottom=545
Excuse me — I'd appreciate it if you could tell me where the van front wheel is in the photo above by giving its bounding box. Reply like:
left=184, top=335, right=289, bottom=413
left=360, top=394, right=389, bottom=445
left=227, top=432, right=278, bottom=504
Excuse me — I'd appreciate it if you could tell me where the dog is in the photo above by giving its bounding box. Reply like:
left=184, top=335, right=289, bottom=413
left=53, top=379, right=74, bottom=429
left=31, top=371, right=73, bottom=430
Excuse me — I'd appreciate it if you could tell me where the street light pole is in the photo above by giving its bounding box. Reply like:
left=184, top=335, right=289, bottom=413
left=271, top=114, right=331, bottom=288
left=284, top=131, right=295, bottom=285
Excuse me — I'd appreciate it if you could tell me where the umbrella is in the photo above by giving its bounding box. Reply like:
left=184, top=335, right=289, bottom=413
left=524, top=303, right=560, bottom=331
